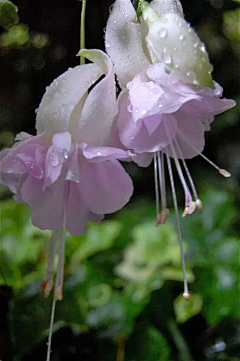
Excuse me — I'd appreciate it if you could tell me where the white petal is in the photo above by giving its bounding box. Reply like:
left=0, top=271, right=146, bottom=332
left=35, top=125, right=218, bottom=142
left=145, top=13, right=214, bottom=87
left=36, top=63, right=103, bottom=135
left=73, top=50, right=118, bottom=146
left=105, top=0, right=150, bottom=88
left=150, top=0, right=184, bottom=17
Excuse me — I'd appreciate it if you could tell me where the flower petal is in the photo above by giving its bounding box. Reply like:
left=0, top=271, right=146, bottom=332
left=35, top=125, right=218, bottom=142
left=66, top=182, right=102, bottom=235
left=133, top=152, right=153, bottom=168
left=80, top=159, right=133, bottom=215
left=20, top=174, right=65, bottom=230
left=73, top=50, right=118, bottom=146
left=150, top=0, right=184, bottom=17
left=144, top=12, right=214, bottom=87
left=36, top=63, right=103, bottom=134
left=162, top=111, right=206, bottom=159
left=105, top=0, right=150, bottom=87
left=80, top=143, right=133, bottom=163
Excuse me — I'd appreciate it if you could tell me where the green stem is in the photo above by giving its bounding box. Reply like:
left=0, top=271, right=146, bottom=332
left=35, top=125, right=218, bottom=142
left=80, top=0, right=87, bottom=65
left=133, top=0, right=139, bottom=11
left=168, top=319, right=192, bottom=361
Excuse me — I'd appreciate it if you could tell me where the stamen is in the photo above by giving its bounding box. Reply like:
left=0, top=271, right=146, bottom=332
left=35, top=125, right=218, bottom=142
left=41, top=230, right=58, bottom=298
left=166, top=154, right=190, bottom=301
left=164, top=123, right=195, bottom=218
left=154, top=152, right=160, bottom=221
left=156, top=151, right=170, bottom=225
left=167, top=127, right=203, bottom=212
left=178, top=131, right=231, bottom=178
left=46, top=182, right=69, bottom=361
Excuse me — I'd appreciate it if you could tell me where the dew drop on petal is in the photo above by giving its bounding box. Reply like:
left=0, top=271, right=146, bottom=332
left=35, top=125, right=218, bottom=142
left=158, top=28, right=167, bottom=38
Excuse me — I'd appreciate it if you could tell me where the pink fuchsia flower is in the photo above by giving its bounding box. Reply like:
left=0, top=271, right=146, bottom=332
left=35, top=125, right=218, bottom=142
left=0, top=49, right=133, bottom=300
left=105, top=0, right=236, bottom=299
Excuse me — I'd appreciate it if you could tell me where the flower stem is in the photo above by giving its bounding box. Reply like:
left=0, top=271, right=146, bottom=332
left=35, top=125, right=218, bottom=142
left=80, top=0, right=87, bottom=65
left=116, top=335, right=125, bottom=361
left=168, top=319, right=192, bottom=361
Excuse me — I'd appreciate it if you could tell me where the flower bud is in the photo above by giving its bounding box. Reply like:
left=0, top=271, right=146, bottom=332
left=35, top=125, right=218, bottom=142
left=142, top=4, right=214, bottom=88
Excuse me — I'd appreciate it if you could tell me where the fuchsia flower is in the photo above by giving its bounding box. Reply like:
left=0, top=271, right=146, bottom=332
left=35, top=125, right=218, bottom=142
left=0, top=49, right=133, bottom=299
left=105, top=0, right=236, bottom=298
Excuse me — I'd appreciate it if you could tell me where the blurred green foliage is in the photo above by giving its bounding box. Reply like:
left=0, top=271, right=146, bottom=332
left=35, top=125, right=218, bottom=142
left=0, top=185, right=239, bottom=360
left=0, top=0, right=19, bottom=29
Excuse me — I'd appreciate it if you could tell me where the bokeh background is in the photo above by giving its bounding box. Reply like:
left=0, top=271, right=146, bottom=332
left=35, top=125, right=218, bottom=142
left=0, top=0, right=239, bottom=360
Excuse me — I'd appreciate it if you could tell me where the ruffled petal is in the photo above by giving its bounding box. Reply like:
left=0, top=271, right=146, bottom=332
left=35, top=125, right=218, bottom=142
left=80, top=143, right=133, bottom=163
left=0, top=134, right=47, bottom=178
left=66, top=182, right=92, bottom=235
left=162, top=111, right=206, bottom=159
left=105, top=0, right=150, bottom=87
left=133, top=152, right=153, bottom=168
left=117, top=91, right=178, bottom=153
left=20, top=174, right=65, bottom=230
left=36, top=63, right=103, bottom=134
left=80, top=159, right=133, bottom=215
left=73, top=50, right=118, bottom=146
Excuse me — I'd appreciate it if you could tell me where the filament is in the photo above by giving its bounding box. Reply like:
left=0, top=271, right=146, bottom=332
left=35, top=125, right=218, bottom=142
left=166, top=154, right=190, bottom=300
left=178, top=130, right=231, bottom=177
left=46, top=182, right=69, bottom=361
left=154, top=152, right=160, bottom=219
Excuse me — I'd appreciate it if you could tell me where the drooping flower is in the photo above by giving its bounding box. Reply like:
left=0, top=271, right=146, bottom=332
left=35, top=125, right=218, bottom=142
left=0, top=49, right=134, bottom=300
left=105, top=0, right=236, bottom=298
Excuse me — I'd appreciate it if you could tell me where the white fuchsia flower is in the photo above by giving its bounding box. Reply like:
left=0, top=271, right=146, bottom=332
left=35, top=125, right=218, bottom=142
left=0, top=49, right=134, bottom=300
left=105, top=0, right=236, bottom=299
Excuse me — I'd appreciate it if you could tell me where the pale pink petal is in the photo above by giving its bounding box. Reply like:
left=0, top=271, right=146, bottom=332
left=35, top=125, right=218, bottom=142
left=133, top=153, right=153, bottom=168
left=66, top=182, right=93, bottom=235
left=105, top=0, right=150, bottom=87
left=80, top=143, right=133, bottom=163
left=80, top=159, right=133, bottom=215
left=162, top=111, right=206, bottom=159
left=20, top=174, right=65, bottom=230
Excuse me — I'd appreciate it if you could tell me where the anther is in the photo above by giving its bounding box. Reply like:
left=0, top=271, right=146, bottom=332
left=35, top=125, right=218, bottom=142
left=182, top=201, right=196, bottom=218
left=219, top=169, right=231, bottom=178
left=155, top=208, right=170, bottom=226
left=183, top=292, right=190, bottom=301
left=196, top=199, right=203, bottom=212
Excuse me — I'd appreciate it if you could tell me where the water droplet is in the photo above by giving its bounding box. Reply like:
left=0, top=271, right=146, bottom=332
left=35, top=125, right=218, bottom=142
left=200, top=44, right=206, bottom=52
left=162, top=49, right=172, bottom=65
left=35, top=108, right=39, bottom=114
left=158, top=28, right=167, bottom=38
left=113, top=19, right=117, bottom=24
left=173, top=47, right=178, bottom=51
left=179, top=34, right=184, bottom=40
left=127, top=105, right=133, bottom=113
left=135, top=108, right=139, bottom=114
left=193, top=41, right=199, bottom=48
left=141, top=109, right=147, bottom=115
left=186, top=71, right=197, bottom=83
left=97, top=152, right=102, bottom=156
left=63, top=149, right=68, bottom=160
left=105, top=42, right=110, bottom=48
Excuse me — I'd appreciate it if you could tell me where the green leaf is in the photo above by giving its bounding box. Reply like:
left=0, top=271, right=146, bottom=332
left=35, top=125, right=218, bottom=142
left=70, top=221, right=122, bottom=263
left=9, top=281, right=85, bottom=358
left=174, top=293, right=203, bottom=324
left=0, top=0, right=19, bottom=29
left=127, top=325, right=170, bottom=361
